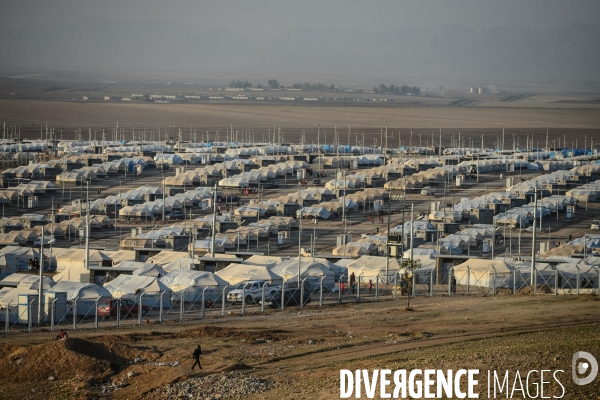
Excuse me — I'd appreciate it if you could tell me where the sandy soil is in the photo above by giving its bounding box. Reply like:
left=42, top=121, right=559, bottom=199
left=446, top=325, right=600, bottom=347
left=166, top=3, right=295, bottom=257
left=1, top=294, right=598, bottom=399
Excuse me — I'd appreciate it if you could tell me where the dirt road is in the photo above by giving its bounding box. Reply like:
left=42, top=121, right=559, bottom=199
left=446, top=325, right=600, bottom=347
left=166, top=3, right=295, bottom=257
left=1, top=294, right=599, bottom=399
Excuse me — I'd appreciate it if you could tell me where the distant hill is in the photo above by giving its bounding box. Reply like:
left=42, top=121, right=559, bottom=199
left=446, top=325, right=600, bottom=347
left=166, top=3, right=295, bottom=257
left=1, top=18, right=598, bottom=82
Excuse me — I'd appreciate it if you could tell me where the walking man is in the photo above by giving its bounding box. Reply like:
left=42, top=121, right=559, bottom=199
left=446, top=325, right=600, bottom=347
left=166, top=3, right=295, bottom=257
left=191, top=344, right=202, bottom=370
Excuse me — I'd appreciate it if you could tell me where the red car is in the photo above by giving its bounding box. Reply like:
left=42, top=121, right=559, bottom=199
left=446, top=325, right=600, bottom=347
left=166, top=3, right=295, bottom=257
left=97, top=299, right=150, bottom=317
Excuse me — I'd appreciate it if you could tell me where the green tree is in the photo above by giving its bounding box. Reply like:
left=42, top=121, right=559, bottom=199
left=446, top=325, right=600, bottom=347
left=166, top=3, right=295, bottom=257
left=400, top=258, right=421, bottom=309
left=267, top=79, right=280, bottom=89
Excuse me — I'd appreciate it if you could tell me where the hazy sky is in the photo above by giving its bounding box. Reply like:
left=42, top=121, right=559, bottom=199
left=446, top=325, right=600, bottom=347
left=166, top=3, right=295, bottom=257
left=2, top=0, right=599, bottom=38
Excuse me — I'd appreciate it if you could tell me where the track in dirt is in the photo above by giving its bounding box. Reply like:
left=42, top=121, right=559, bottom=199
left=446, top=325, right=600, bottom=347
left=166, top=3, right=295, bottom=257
left=250, top=317, right=600, bottom=375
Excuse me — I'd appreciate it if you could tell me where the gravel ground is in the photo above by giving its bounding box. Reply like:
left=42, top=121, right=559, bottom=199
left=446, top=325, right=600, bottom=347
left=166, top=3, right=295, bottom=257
left=152, top=371, right=273, bottom=400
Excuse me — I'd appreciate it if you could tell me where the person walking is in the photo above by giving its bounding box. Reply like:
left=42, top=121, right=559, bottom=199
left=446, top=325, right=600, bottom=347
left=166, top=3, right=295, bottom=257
left=450, top=276, right=457, bottom=294
left=191, top=344, right=202, bottom=370
left=349, top=272, right=356, bottom=294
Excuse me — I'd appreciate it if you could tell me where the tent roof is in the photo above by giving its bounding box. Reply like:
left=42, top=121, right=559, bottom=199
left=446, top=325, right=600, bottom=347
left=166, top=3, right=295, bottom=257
left=160, top=270, right=227, bottom=288
left=47, top=281, right=112, bottom=300
left=216, top=264, right=283, bottom=285
left=147, top=251, right=192, bottom=266
left=454, top=258, right=513, bottom=273
left=0, top=273, right=54, bottom=288
left=104, top=275, right=169, bottom=296
left=346, top=256, right=401, bottom=275
left=243, top=255, right=283, bottom=266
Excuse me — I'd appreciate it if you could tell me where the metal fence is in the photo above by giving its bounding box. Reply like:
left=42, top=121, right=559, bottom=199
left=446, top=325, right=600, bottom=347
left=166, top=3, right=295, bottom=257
left=3, top=268, right=599, bottom=334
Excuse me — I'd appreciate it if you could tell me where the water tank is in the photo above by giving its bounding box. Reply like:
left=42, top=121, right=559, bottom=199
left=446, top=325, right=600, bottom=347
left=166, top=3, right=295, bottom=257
left=470, top=87, right=477, bottom=93
left=478, top=87, right=484, bottom=94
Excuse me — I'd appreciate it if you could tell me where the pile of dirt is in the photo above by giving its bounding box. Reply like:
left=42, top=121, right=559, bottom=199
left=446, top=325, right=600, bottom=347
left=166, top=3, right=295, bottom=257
left=517, top=284, right=554, bottom=295
left=0, top=337, right=160, bottom=385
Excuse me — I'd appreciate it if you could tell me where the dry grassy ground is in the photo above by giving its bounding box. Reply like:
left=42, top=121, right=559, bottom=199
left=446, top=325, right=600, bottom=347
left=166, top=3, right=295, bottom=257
left=0, top=295, right=599, bottom=399
left=1, top=100, right=600, bottom=130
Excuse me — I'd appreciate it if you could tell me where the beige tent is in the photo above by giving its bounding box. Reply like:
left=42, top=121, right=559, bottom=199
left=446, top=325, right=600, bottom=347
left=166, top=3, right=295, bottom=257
left=346, top=255, right=401, bottom=282
left=146, top=251, right=191, bottom=266
left=104, top=250, right=137, bottom=265
left=453, top=258, right=513, bottom=289
left=55, top=249, right=112, bottom=269
left=244, top=255, right=284, bottom=266
left=0, top=231, right=28, bottom=246
left=332, top=242, right=376, bottom=257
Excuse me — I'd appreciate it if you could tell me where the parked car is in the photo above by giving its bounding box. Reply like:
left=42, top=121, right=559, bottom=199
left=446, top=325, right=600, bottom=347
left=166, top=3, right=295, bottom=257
left=592, top=220, right=600, bottom=231
left=97, top=299, right=150, bottom=317
left=312, top=179, right=321, bottom=185
left=259, top=289, right=311, bottom=309
left=227, top=280, right=280, bottom=304
left=167, top=211, right=186, bottom=220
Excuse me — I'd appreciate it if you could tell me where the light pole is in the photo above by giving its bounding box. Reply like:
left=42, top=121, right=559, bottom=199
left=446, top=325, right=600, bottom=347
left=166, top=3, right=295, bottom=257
left=313, top=218, right=317, bottom=261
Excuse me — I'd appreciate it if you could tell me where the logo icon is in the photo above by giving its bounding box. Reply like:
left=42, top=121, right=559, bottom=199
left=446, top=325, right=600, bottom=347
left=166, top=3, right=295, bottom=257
left=572, top=351, right=598, bottom=385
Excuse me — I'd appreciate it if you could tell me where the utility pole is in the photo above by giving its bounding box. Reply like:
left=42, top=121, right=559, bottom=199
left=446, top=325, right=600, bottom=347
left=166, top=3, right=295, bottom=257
left=410, top=203, right=414, bottom=263
left=385, top=184, right=391, bottom=283
left=298, top=193, right=302, bottom=286
left=530, top=190, right=537, bottom=285
left=38, top=221, right=45, bottom=323
left=85, top=182, right=90, bottom=271
left=211, top=184, right=217, bottom=258
left=317, top=125, right=321, bottom=172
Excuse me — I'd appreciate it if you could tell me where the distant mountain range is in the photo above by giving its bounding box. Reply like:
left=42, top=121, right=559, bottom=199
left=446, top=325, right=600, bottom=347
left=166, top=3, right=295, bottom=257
left=1, top=18, right=598, bottom=82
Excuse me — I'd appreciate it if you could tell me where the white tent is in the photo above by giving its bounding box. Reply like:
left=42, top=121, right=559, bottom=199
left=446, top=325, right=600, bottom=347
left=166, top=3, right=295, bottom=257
left=346, top=256, right=400, bottom=283
left=160, top=270, right=227, bottom=302
left=243, top=255, right=284, bottom=267
left=132, top=263, right=168, bottom=277
left=47, top=281, right=112, bottom=316
left=269, top=258, right=336, bottom=291
left=104, top=275, right=171, bottom=307
left=0, top=246, right=39, bottom=277
left=216, top=264, right=283, bottom=286
left=146, top=251, right=191, bottom=266
left=162, top=258, right=197, bottom=272
left=453, top=258, right=513, bottom=291
left=0, top=273, right=54, bottom=288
